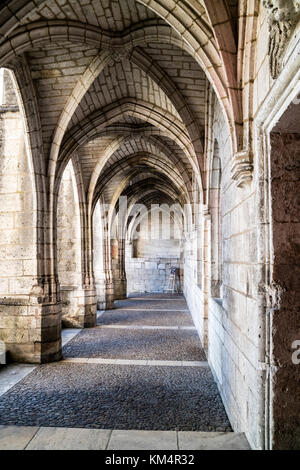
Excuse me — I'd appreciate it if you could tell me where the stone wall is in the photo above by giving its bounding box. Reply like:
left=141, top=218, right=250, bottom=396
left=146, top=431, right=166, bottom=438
left=269, top=132, right=300, bottom=449
left=183, top=232, right=205, bottom=340
left=93, top=201, right=106, bottom=309
left=126, top=211, right=183, bottom=293
left=0, top=71, right=44, bottom=362
left=184, top=98, right=264, bottom=450
left=57, top=161, right=83, bottom=327
left=57, top=160, right=96, bottom=329
left=0, top=0, right=298, bottom=449
left=126, top=253, right=183, bottom=294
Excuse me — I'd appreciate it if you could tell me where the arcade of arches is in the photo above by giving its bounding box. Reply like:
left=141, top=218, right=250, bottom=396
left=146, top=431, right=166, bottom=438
left=0, top=0, right=299, bottom=450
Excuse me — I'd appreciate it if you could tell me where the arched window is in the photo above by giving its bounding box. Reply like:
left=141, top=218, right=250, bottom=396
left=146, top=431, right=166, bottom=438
left=0, top=68, right=38, bottom=361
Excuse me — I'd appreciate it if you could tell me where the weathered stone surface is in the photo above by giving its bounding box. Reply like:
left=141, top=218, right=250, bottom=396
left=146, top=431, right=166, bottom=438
left=178, top=431, right=251, bottom=450
left=0, top=0, right=298, bottom=451
left=108, top=429, right=177, bottom=450
left=26, top=426, right=110, bottom=450
left=0, top=425, right=38, bottom=450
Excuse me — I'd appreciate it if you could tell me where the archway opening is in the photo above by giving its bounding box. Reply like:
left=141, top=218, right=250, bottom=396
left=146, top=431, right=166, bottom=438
left=56, top=159, right=83, bottom=328
left=126, top=203, right=184, bottom=295
left=0, top=68, right=39, bottom=362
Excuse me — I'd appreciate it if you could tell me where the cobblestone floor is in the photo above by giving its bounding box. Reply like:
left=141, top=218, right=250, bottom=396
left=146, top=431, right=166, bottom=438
left=98, top=306, right=193, bottom=326
left=114, top=298, right=188, bottom=310
left=0, top=363, right=231, bottom=431
left=63, top=328, right=206, bottom=360
left=0, top=294, right=231, bottom=432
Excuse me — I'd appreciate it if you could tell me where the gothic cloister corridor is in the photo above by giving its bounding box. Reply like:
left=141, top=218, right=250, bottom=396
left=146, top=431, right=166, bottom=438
left=0, top=294, right=250, bottom=449
left=0, top=0, right=299, bottom=452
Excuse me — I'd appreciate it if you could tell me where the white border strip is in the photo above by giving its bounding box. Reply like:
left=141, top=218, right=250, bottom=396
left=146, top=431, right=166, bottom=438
left=97, top=325, right=196, bottom=330
left=61, top=358, right=208, bottom=367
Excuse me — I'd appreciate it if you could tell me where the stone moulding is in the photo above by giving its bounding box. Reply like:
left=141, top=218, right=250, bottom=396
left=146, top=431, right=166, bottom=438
left=231, top=150, right=253, bottom=187
left=0, top=105, right=19, bottom=113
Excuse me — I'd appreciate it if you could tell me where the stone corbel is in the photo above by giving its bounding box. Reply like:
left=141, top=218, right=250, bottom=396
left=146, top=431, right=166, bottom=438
left=231, top=150, right=253, bottom=187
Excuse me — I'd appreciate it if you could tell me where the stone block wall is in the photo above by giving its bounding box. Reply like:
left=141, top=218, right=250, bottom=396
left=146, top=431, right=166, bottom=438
left=0, top=109, right=37, bottom=298
left=0, top=299, right=62, bottom=364
left=184, top=98, right=264, bottom=449
left=57, top=161, right=86, bottom=327
left=183, top=233, right=205, bottom=343
left=126, top=209, right=184, bottom=294
left=57, top=160, right=96, bottom=328
left=269, top=132, right=300, bottom=449
left=0, top=72, right=46, bottom=362
left=92, top=201, right=106, bottom=309
left=126, top=255, right=183, bottom=294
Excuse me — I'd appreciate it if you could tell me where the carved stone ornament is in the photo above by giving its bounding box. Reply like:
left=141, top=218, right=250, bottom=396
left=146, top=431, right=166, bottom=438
left=231, top=150, right=253, bottom=187
left=265, top=281, right=287, bottom=310
left=263, top=0, right=300, bottom=79
left=108, top=46, right=132, bottom=65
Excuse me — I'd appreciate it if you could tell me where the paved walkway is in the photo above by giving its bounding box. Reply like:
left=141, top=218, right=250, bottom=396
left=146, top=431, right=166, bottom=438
left=0, top=426, right=250, bottom=450
left=0, top=294, right=250, bottom=450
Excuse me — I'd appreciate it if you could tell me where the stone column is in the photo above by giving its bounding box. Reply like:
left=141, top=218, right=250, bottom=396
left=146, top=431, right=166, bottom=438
left=56, top=161, right=96, bottom=328
left=111, top=238, right=127, bottom=300
left=92, top=200, right=106, bottom=310
left=0, top=92, right=62, bottom=363
left=103, top=237, right=115, bottom=309
left=118, top=238, right=127, bottom=299
left=201, top=209, right=211, bottom=350
left=0, top=279, right=62, bottom=364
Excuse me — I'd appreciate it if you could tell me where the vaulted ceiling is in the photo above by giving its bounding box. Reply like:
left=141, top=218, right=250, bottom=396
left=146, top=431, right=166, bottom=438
left=0, top=0, right=239, bottom=227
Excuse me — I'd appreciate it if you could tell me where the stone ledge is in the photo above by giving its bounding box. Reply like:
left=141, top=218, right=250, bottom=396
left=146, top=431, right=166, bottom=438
left=0, top=426, right=250, bottom=450
left=0, top=105, right=19, bottom=113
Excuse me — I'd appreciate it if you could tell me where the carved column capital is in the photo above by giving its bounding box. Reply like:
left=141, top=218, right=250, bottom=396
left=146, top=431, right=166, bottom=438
left=231, top=150, right=253, bottom=187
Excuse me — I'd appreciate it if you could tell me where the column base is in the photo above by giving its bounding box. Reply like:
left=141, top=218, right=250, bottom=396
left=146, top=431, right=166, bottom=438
left=102, top=277, right=114, bottom=309
left=105, top=295, right=115, bottom=310
left=113, top=278, right=127, bottom=300
left=0, top=298, right=62, bottom=364
left=60, top=286, right=97, bottom=328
